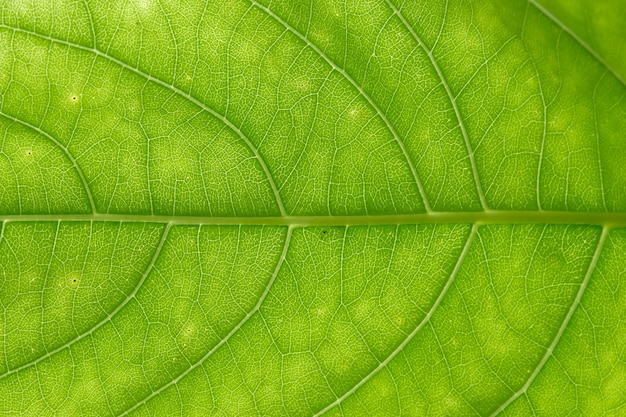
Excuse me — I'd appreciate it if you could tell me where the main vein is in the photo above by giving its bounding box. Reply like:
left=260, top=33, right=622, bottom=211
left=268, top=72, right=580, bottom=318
left=1, top=211, right=625, bottom=227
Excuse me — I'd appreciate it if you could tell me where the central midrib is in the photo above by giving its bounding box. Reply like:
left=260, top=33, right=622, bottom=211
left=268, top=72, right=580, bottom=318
left=1, top=211, right=625, bottom=227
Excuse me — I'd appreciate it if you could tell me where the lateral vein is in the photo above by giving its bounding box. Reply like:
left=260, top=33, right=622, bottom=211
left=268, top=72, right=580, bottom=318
left=489, top=226, right=610, bottom=416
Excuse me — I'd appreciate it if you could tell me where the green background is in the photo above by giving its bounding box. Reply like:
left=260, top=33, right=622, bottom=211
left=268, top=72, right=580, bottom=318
left=0, top=0, right=625, bottom=415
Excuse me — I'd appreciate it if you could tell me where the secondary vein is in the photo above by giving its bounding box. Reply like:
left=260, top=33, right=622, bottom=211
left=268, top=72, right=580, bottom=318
left=0, top=223, right=171, bottom=382
left=489, top=226, right=609, bottom=416
left=314, top=224, right=478, bottom=416
left=118, top=225, right=294, bottom=416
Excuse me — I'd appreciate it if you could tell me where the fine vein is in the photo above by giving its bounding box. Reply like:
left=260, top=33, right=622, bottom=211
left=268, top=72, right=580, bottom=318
left=118, top=226, right=294, bottom=416
left=0, top=111, right=97, bottom=214
left=315, top=224, right=478, bottom=416
left=384, top=0, right=489, bottom=210
left=489, top=226, right=609, bottom=416
left=0, top=24, right=287, bottom=217
left=529, top=0, right=625, bottom=87
left=248, top=0, right=432, bottom=212
left=0, top=223, right=171, bottom=381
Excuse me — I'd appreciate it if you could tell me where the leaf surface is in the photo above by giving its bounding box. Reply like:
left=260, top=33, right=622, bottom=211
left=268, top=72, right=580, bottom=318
left=0, top=0, right=625, bottom=415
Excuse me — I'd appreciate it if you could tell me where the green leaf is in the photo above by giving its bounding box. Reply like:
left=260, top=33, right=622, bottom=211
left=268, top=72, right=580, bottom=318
left=1, top=0, right=625, bottom=415
left=532, top=0, right=626, bottom=84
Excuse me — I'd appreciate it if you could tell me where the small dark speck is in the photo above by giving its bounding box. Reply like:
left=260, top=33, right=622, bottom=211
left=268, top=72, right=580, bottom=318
left=322, top=230, right=327, bottom=234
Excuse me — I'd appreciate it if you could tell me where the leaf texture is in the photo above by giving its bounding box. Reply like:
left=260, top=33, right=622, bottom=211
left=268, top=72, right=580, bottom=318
left=0, top=0, right=625, bottom=415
